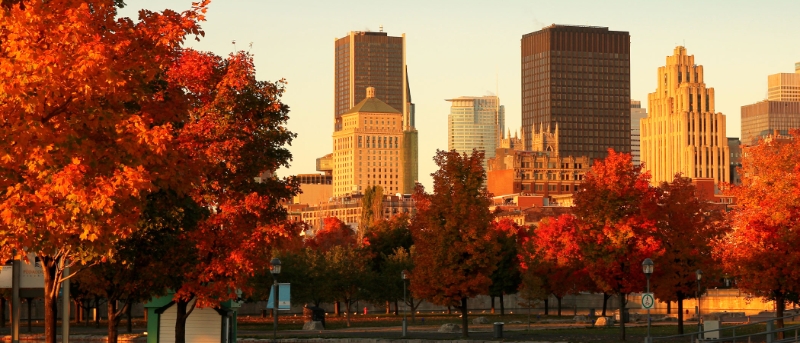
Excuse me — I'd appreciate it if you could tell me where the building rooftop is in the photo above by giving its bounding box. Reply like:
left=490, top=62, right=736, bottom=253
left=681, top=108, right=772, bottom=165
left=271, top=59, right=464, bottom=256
left=343, top=86, right=401, bottom=115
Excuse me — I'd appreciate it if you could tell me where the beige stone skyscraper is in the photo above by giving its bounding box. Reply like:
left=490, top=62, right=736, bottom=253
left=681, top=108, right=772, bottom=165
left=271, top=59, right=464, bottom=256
left=332, top=87, right=406, bottom=197
left=641, top=47, right=730, bottom=185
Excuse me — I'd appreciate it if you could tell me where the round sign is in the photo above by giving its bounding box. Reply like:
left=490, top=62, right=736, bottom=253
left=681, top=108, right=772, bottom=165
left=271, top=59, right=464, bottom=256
left=641, top=293, right=655, bottom=309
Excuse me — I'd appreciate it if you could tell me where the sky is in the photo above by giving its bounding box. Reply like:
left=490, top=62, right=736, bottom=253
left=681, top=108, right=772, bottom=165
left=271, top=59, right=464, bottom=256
left=120, top=0, right=800, bottom=190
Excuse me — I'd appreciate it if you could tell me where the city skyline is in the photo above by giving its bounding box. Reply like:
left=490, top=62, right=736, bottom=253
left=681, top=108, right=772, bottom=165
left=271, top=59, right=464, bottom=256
left=119, top=0, right=800, bottom=190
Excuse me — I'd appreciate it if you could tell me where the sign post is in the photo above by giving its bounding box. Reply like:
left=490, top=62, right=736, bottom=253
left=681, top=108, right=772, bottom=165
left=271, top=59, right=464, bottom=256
left=641, top=293, right=655, bottom=310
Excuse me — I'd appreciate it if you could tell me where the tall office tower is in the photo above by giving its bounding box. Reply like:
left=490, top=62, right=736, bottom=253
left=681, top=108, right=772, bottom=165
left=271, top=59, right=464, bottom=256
left=767, top=62, right=800, bottom=101
left=521, top=25, right=631, bottom=159
left=332, top=87, right=406, bottom=197
left=741, top=101, right=800, bottom=145
left=446, top=96, right=505, bottom=162
left=630, top=100, right=648, bottom=165
left=335, top=30, right=418, bottom=194
left=741, top=63, right=800, bottom=146
left=640, top=46, right=730, bottom=186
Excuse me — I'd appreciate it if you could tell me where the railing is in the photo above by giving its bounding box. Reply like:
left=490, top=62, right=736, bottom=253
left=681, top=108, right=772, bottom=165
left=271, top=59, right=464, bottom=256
left=650, top=312, right=800, bottom=343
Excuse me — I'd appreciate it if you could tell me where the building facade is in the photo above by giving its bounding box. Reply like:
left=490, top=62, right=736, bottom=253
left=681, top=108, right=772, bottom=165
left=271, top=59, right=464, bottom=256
left=741, top=101, right=800, bottom=146
left=767, top=63, right=800, bottom=102
left=640, top=46, right=730, bottom=186
left=335, top=30, right=417, bottom=193
left=297, top=193, right=416, bottom=232
left=631, top=100, right=647, bottom=165
left=291, top=173, right=333, bottom=206
left=487, top=125, right=591, bottom=198
left=332, top=87, right=406, bottom=197
left=521, top=24, right=631, bottom=159
left=446, top=96, right=505, bottom=161
left=727, top=137, right=742, bottom=185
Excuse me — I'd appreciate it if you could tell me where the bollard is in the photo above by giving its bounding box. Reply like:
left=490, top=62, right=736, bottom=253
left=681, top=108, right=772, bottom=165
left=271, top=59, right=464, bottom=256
left=766, top=320, right=773, bottom=343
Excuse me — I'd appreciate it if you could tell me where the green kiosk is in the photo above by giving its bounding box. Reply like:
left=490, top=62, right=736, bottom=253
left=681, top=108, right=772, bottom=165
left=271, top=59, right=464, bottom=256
left=144, top=292, right=240, bottom=343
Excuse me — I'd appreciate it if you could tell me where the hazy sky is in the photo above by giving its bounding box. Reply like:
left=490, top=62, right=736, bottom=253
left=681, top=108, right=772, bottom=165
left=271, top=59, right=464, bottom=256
left=120, top=0, right=800, bottom=190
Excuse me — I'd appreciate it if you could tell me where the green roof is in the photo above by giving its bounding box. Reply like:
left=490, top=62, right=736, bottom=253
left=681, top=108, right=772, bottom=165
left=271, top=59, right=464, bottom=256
left=343, top=97, right=401, bottom=115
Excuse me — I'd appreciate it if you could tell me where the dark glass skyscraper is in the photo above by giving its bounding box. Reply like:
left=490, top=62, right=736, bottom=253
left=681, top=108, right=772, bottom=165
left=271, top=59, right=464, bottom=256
left=521, top=25, right=631, bottom=159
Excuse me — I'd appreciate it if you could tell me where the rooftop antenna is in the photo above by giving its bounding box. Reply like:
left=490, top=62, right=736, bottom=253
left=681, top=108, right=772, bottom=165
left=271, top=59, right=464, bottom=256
left=379, top=24, right=383, bottom=32
left=231, top=40, right=237, bottom=51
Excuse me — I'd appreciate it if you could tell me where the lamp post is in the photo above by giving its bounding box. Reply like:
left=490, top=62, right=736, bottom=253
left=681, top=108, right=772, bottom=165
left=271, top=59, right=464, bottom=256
left=696, top=269, right=703, bottom=338
left=401, top=270, right=408, bottom=338
left=271, top=258, right=282, bottom=343
left=642, top=258, right=654, bottom=343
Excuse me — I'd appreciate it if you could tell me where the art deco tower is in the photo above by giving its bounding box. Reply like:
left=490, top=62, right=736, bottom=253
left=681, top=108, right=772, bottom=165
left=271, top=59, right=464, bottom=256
left=641, top=46, right=729, bottom=185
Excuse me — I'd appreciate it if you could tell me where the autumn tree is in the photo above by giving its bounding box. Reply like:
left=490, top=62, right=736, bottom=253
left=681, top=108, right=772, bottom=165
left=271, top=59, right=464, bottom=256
left=0, top=2, right=210, bottom=342
left=360, top=186, right=385, bottom=235
left=652, top=175, right=728, bottom=334
left=719, top=131, right=800, bottom=336
left=76, top=190, right=204, bottom=343
left=488, top=219, right=523, bottom=316
left=572, top=150, right=661, bottom=341
left=166, top=47, right=299, bottom=343
left=361, top=213, right=413, bottom=313
left=409, top=150, right=499, bottom=337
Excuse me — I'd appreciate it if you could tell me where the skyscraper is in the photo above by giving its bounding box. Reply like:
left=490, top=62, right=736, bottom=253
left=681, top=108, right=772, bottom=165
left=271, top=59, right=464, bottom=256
left=767, top=62, right=800, bottom=102
left=446, top=96, right=505, bottom=162
left=332, top=87, right=406, bottom=197
left=630, top=100, right=647, bottom=165
left=521, top=25, right=631, bottom=159
left=741, top=63, right=800, bottom=146
left=640, top=46, right=730, bottom=186
left=335, top=30, right=418, bottom=193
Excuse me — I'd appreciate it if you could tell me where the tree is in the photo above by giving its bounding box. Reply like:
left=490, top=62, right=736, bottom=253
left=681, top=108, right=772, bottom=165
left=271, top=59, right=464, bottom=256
left=409, top=149, right=499, bottom=337
left=360, top=186, right=385, bottom=237
left=0, top=2, right=208, bottom=342
left=719, top=131, right=800, bottom=336
left=488, top=219, right=523, bottom=316
left=521, top=214, right=596, bottom=317
left=75, top=190, right=204, bottom=343
left=362, top=214, right=413, bottom=314
left=652, top=175, right=728, bottom=334
left=572, top=150, right=661, bottom=341
left=326, top=245, right=370, bottom=327
left=166, top=47, right=298, bottom=343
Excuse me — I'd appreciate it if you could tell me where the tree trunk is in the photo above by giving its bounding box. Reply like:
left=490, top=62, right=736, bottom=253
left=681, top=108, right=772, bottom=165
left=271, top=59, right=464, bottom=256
left=108, top=301, right=119, bottom=343
left=334, top=301, right=340, bottom=316
left=544, top=299, right=549, bottom=315
left=619, top=292, right=627, bottom=342
left=126, top=302, right=133, bottom=333
left=460, top=297, right=469, bottom=338
left=94, top=298, right=101, bottom=328
left=75, top=300, right=82, bottom=323
left=667, top=300, right=671, bottom=314
left=345, top=299, right=352, bottom=327
left=447, top=305, right=451, bottom=314
left=42, top=256, right=62, bottom=343
left=500, top=294, right=505, bottom=316
left=556, top=295, right=562, bottom=316
left=491, top=296, right=495, bottom=314
left=385, top=301, right=390, bottom=314
left=393, top=299, right=399, bottom=316
left=776, top=293, right=785, bottom=340
left=602, top=293, right=610, bottom=316
left=1, top=297, right=5, bottom=328
left=174, top=298, right=196, bottom=343
left=677, top=293, right=684, bottom=334
left=410, top=297, right=418, bottom=323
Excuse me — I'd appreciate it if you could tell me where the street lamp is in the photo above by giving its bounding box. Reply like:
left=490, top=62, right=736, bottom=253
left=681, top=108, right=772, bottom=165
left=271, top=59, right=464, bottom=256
left=401, top=270, right=408, bottom=338
left=271, top=258, right=282, bottom=342
left=642, top=258, right=654, bottom=343
left=696, top=269, right=703, bottom=337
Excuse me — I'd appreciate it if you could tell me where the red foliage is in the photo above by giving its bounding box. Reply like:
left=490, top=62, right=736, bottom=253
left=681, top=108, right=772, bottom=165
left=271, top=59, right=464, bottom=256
left=306, top=217, right=357, bottom=251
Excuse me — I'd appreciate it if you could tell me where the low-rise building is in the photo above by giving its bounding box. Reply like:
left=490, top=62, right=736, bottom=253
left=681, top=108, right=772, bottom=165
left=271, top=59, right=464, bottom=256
left=297, top=193, right=416, bottom=233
